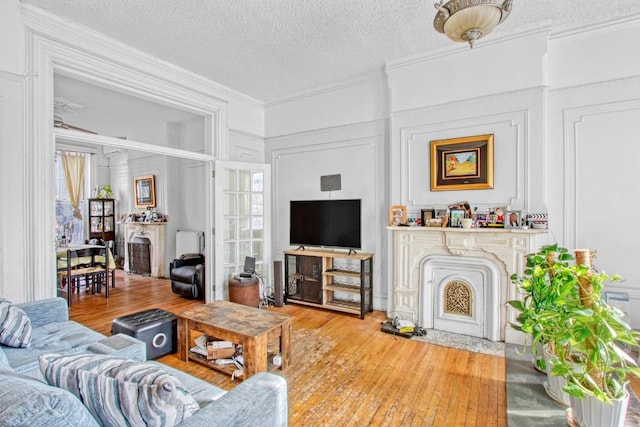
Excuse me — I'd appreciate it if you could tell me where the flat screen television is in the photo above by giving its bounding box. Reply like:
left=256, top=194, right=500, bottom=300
left=290, top=199, right=361, bottom=249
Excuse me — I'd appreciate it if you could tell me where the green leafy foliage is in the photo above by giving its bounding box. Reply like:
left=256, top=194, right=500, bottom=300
left=508, top=244, right=640, bottom=403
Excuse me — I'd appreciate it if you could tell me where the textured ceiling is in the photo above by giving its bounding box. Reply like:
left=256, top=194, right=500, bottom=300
left=21, top=0, right=640, bottom=102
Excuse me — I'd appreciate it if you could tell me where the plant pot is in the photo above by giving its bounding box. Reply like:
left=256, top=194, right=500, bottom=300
left=569, top=390, right=629, bottom=427
left=542, top=346, right=570, bottom=406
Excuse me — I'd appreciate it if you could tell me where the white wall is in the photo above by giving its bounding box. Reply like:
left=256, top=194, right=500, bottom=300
left=0, top=1, right=24, bottom=75
left=0, top=1, right=27, bottom=302
left=0, top=74, right=27, bottom=302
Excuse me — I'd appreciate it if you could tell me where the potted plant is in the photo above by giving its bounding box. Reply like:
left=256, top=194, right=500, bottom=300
left=511, top=245, right=640, bottom=425
left=508, top=244, right=581, bottom=405
left=550, top=249, right=640, bottom=426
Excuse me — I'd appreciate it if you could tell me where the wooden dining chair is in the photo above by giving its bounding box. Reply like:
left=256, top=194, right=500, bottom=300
left=57, top=246, right=110, bottom=306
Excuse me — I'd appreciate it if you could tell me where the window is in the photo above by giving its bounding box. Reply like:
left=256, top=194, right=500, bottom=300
left=55, top=150, right=91, bottom=245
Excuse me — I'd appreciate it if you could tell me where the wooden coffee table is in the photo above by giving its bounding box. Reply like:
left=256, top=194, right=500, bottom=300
left=176, top=301, right=293, bottom=379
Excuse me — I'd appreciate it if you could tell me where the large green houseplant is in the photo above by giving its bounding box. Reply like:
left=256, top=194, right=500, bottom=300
left=508, top=244, right=581, bottom=404
left=510, top=245, right=640, bottom=426
left=508, top=244, right=583, bottom=355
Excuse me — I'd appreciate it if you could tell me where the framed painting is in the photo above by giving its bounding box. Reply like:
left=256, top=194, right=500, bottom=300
left=430, top=134, right=494, bottom=191
left=134, top=175, right=156, bottom=209
left=389, top=205, right=407, bottom=226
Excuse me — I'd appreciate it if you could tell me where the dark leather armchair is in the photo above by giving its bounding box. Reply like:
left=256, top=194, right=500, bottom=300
left=169, top=254, right=205, bottom=299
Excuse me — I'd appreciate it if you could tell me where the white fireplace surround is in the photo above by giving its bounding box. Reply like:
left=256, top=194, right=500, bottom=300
left=388, top=227, right=549, bottom=344
left=420, top=255, right=501, bottom=341
left=123, top=223, right=167, bottom=278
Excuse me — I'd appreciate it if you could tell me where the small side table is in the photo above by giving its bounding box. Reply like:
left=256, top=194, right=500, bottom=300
left=228, top=276, right=260, bottom=308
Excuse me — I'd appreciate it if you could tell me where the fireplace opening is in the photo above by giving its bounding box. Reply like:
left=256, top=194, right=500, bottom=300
left=420, top=255, right=502, bottom=342
left=128, top=236, right=151, bottom=276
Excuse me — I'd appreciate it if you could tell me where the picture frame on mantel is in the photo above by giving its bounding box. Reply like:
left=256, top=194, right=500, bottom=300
left=389, top=205, right=407, bottom=226
left=134, top=175, right=156, bottom=209
left=430, top=134, right=494, bottom=191
left=505, top=210, right=522, bottom=229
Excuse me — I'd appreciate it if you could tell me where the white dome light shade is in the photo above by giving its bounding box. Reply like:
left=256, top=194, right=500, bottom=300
left=443, top=5, right=502, bottom=42
left=434, top=0, right=512, bottom=48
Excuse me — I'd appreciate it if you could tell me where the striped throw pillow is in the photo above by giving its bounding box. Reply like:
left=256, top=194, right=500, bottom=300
left=0, top=299, right=32, bottom=348
left=39, top=354, right=200, bottom=427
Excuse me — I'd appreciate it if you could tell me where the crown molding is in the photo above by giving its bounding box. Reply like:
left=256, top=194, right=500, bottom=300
left=265, top=72, right=386, bottom=107
left=266, top=118, right=387, bottom=142
left=20, top=4, right=263, bottom=108
left=385, top=24, right=552, bottom=73
left=550, top=12, right=640, bottom=41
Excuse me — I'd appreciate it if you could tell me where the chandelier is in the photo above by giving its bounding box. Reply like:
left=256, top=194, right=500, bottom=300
left=433, top=0, right=512, bottom=48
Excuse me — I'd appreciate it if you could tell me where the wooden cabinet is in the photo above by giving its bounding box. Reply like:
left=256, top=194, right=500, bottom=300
left=88, top=198, right=115, bottom=242
left=284, top=249, right=373, bottom=319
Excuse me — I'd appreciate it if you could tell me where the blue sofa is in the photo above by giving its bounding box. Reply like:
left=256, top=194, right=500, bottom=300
left=0, top=298, right=288, bottom=426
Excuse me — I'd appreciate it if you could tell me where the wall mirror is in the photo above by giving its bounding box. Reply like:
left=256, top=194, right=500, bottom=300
left=134, top=175, right=156, bottom=208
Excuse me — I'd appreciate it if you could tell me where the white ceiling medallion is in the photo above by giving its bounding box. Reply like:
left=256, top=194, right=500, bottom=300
left=433, top=0, right=513, bottom=48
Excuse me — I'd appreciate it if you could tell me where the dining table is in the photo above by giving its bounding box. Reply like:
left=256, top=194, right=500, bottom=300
left=56, top=244, right=117, bottom=289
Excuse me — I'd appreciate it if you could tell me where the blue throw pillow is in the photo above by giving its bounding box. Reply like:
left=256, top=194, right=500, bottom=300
left=0, top=298, right=32, bottom=348
left=39, top=353, right=199, bottom=427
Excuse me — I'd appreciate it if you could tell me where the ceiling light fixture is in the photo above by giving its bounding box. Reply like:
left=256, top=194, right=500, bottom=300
left=433, top=0, right=512, bottom=48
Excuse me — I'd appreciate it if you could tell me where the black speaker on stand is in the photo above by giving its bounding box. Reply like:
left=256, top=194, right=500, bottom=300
left=273, top=260, right=284, bottom=307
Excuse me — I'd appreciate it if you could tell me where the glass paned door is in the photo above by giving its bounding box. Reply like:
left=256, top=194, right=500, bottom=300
left=214, top=161, right=271, bottom=300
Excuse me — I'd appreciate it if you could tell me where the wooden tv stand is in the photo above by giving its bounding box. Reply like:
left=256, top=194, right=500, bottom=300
left=283, top=249, right=373, bottom=319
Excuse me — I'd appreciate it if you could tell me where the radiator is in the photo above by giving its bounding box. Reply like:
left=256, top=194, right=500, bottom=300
left=176, top=230, right=204, bottom=257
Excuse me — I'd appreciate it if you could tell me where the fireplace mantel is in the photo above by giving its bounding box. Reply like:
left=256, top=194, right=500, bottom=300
left=123, top=222, right=167, bottom=278
left=387, top=226, right=549, bottom=344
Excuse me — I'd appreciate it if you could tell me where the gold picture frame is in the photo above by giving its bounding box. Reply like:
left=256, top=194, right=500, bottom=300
left=389, top=205, right=407, bottom=226
left=134, top=175, right=156, bottom=209
left=430, top=134, right=494, bottom=191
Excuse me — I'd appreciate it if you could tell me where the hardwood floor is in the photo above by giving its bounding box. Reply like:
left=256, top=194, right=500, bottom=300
left=70, top=269, right=508, bottom=426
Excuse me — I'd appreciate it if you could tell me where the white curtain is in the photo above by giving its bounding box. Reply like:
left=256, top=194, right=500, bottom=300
left=61, top=151, right=86, bottom=219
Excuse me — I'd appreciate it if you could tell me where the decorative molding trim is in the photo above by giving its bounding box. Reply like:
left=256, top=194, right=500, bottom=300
left=22, top=12, right=222, bottom=300
left=398, top=110, right=529, bottom=209
left=21, top=4, right=262, bottom=107
left=550, top=75, right=640, bottom=97
left=228, top=129, right=265, bottom=162
left=228, top=128, right=264, bottom=141
left=385, top=26, right=552, bottom=73
left=550, top=12, right=640, bottom=41
left=54, top=128, right=214, bottom=162
left=391, top=86, right=547, bottom=118
left=265, top=72, right=386, bottom=107
left=0, top=69, right=26, bottom=82
left=562, top=98, right=640, bottom=248
left=266, top=118, right=387, bottom=144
